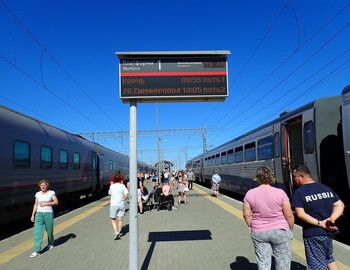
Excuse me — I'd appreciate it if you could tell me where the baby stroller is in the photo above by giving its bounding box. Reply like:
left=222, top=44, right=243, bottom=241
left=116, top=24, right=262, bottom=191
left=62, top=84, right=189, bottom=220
left=153, top=190, right=173, bottom=211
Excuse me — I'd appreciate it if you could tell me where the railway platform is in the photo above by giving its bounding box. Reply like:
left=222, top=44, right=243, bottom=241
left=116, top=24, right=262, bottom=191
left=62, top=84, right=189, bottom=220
left=1, top=183, right=349, bottom=270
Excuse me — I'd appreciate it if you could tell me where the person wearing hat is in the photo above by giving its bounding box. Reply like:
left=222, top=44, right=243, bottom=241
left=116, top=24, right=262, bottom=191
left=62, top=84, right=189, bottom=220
left=211, top=170, right=221, bottom=197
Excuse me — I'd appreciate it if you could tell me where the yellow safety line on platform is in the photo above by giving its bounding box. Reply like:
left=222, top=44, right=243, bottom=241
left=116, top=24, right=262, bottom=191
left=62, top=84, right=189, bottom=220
left=193, top=186, right=350, bottom=270
left=0, top=200, right=109, bottom=265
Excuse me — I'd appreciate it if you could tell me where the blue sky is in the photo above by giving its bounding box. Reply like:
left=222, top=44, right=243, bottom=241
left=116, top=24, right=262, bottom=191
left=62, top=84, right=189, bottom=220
left=1, top=0, right=350, bottom=169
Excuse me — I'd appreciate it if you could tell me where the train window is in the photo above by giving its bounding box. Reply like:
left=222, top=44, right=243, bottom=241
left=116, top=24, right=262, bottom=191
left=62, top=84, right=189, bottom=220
left=100, top=154, right=104, bottom=170
left=113, top=161, right=117, bottom=170
left=235, top=146, right=243, bottom=163
left=73, top=152, right=80, bottom=169
left=244, top=142, right=256, bottom=162
left=227, top=149, right=234, bottom=164
left=258, top=136, right=273, bottom=160
left=215, top=154, right=220, bottom=165
left=14, top=140, right=30, bottom=168
left=59, top=150, right=68, bottom=168
left=40, top=146, right=52, bottom=168
left=274, top=132, right=281, bottom=158
left=211, top=155, right=215, bottom=166
left=109, top=160, right=113, bottom=171
left=304, top=121, right=314, bottom=154
left=221, top=151, right=227, bottom=165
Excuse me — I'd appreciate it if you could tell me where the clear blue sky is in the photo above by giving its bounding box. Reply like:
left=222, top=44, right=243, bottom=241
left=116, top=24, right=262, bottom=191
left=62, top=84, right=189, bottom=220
left=1, top=0, right=350, bottom=169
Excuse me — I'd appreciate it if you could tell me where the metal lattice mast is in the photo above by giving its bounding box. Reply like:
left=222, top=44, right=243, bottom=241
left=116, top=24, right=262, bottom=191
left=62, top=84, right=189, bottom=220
left=76, top=127, right=218, bottom=153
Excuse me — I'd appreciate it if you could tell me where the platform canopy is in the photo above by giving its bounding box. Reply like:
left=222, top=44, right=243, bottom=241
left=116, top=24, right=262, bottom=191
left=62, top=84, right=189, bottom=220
left=115, top=51, right=231, bottom=103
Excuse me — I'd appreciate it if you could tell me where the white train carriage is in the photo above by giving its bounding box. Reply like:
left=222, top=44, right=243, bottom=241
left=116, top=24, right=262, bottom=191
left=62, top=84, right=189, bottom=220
left=188, top=91, right=349, bottom=201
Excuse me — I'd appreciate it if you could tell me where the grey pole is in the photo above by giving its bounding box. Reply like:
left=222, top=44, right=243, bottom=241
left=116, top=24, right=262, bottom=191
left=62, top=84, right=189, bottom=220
left=129, top=100, right=138, bottom=270
left=156, top=103, right=161, bottom=183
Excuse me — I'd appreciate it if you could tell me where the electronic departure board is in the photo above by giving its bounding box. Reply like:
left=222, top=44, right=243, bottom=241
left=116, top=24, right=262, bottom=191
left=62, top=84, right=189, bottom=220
left=116, top=51, right=231, bottom=103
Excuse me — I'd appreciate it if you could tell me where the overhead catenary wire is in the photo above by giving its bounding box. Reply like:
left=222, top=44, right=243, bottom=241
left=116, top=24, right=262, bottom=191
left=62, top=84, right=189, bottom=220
left=198, top=2, right=292, bottom=130
left=209, top=1, right=350, bottom=130
left=0, top=0, right=123, bottom=130
left=0, top=94, right=75, bottom=132
left=189, top=2, right=350, bottom=157
left=0, top=54, right=105, bottom=130
left=213, top=56, right=350, bottom=146
left=219, top=19, right=350, bottom=130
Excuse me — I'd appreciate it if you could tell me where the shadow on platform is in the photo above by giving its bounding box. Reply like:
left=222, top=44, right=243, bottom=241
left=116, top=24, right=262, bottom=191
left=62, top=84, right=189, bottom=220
left=40, top=233, right=76, bottom=254
left=141, top=230, right=212, bottom=270
left=230, top=256, right=306, bottom=270
left=54, top=233, right=76, bottom=246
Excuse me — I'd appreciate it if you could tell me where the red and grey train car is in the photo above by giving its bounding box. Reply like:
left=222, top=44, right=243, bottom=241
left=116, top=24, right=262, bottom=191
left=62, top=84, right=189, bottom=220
left=0, top=105, right=152, bottom=226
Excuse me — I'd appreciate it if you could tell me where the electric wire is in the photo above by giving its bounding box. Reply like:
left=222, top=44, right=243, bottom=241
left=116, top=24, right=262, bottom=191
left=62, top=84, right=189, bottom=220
left=0, top=54, right=105, bottom=130
left=220, top=19, right=350, bottom=129
left=0, top=95, right=75, bottom=132
left=210, top=1, right=350, bottom=129
left=213, top=57, right=350, bottom=146
left=0, top=0, right=123, bottom=130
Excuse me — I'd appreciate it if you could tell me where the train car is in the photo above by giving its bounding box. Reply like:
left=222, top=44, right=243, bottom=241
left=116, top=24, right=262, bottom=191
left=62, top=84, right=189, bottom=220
left=342, top=85, right=350, bottom=192
left=0, top=105, right=146, bottom=227
left=188, top=87, right=350, bottom=203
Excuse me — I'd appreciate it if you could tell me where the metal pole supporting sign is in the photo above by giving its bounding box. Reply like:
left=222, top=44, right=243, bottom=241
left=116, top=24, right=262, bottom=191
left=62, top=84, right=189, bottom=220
left=129, top=100, right=138, bottom=270
left=116, top=50, right=231, bottom=270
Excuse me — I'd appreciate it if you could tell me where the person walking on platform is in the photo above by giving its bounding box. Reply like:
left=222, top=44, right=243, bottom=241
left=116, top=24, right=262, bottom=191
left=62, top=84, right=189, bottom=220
left=186, top=168, right=195, bottom=190
left=291, top=164, right=345, bottom=270
left=30, top=180, right=58, bottom=258
left=243, top=167, right=294, bottom=270
left=109, top=175, right=129, bottom=240
left=151, top=172, right=157, bottom=188
left=211, top=170, right=221, bottom=197
left=177, top=171, right=188, bottom=204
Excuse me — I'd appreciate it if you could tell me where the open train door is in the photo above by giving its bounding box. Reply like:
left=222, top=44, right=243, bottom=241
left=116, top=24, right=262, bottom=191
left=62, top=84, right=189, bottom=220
left=279, top=115, right=304, bottom=197
left=280, top=122, right=293, bottom=198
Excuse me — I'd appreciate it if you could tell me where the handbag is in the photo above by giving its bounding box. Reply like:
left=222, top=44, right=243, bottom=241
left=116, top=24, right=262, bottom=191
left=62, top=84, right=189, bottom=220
left=183, top=187, right=189, bottom=192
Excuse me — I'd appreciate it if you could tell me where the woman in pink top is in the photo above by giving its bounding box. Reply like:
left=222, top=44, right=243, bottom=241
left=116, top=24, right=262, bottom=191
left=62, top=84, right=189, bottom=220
left=243, top=166, right=294, bottom=270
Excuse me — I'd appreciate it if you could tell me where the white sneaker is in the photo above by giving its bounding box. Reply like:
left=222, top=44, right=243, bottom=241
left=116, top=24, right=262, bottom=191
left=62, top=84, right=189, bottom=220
left=114, top=232, right=121, bottom=240
left=30, top=252, right=39, bottom=258
left=47, top=244, right=54, bottom=250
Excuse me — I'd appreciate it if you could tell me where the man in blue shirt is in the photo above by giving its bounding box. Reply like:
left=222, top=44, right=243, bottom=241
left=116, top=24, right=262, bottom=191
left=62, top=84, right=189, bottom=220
left=291, top=165, right=345, bottom=270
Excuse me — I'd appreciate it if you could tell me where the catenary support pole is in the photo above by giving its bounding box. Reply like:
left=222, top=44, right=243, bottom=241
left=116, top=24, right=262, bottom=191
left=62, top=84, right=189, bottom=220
left=129, top=100, right=138, bottom=270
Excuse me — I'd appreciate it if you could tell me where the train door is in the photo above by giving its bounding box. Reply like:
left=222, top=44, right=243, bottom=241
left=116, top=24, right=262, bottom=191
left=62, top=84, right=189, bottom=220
left=91, top=152, right=100, bottom=192
left=301, top=109, right=319, bottom=181
left=273, top=123, right=283, bottom=188
left=342, top=87, right=350, bottom=188
left=280, top=115, right=304, bottom=197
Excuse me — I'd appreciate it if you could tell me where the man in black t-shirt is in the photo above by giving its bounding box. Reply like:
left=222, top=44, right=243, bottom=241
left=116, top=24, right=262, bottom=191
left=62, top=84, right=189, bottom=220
left=291, top=165, right=344, bottom=270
